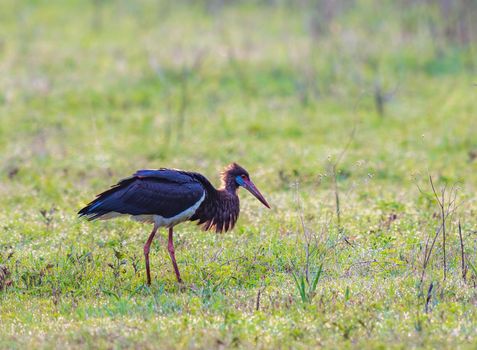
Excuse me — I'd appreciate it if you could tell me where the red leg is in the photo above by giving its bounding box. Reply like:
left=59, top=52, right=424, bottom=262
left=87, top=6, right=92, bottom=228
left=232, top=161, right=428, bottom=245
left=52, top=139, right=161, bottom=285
left=144, top=224, right=159, bottom=285
left=168, top=227, right=182, bottom=283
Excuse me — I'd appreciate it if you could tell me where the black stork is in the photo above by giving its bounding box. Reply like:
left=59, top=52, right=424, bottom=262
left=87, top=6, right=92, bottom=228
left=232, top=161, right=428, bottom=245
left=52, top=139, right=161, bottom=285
left=78, top=163, right=270, bottom=285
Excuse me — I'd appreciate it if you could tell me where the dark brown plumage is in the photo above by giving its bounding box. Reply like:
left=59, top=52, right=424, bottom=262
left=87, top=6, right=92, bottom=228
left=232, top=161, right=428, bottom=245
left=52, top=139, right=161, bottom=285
left=190, top=163, right=247, bottom=233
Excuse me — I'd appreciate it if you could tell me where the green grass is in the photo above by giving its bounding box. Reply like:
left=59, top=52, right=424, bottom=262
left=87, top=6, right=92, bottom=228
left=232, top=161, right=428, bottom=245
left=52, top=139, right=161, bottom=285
left=1, top=0, right=477, bottom=348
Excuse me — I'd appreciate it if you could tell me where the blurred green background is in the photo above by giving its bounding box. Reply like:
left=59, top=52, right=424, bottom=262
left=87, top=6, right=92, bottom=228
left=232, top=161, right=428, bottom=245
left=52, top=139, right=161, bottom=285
left=1, top=0, right=476, bottom=189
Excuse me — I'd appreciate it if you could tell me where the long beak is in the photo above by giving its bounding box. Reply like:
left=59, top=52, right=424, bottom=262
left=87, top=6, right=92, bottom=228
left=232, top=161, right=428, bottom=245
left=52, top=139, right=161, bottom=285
left=243, top=179, right=271, bottom=209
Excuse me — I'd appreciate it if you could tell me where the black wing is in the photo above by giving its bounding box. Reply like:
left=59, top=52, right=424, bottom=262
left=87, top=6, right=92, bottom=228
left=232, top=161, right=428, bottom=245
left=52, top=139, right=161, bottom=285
left=78, top=169, right=205, bottom=220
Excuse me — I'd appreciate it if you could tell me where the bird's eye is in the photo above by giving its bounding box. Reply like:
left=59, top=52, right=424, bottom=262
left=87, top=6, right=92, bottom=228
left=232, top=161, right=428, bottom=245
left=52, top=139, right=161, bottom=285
left=241, top=174, right=247, bottom=180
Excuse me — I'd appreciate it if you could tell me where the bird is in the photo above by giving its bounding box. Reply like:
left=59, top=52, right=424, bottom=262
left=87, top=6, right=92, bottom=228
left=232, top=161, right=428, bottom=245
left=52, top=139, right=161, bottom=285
left=78, top=163, right=270, bottom=285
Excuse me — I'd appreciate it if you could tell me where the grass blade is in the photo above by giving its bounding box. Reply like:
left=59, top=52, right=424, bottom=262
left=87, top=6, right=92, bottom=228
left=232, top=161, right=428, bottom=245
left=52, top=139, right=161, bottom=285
left=310, top=264, right=323, bottom=293
left=292, top=270, right=307, bottom=302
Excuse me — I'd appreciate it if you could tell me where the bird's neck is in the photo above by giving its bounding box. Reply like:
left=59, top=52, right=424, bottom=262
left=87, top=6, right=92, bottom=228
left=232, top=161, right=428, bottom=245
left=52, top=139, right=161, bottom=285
left=220, top=174, right=239, bottom=194
left=217, top=187, right=239, bottom=202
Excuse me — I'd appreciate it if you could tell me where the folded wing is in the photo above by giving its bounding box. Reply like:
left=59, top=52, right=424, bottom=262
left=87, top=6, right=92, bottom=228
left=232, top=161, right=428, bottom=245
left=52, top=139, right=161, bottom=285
left=78, top=169, right=205, bottom=221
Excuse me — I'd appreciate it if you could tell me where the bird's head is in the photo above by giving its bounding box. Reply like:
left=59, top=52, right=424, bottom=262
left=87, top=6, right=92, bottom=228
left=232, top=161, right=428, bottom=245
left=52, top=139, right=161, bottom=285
left=222, top=163, right=271, bottom=209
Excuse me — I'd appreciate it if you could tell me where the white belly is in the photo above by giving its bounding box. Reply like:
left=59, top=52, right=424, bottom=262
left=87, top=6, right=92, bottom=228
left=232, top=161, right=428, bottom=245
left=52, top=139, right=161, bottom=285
left=131, top=192, right=205, bottom=227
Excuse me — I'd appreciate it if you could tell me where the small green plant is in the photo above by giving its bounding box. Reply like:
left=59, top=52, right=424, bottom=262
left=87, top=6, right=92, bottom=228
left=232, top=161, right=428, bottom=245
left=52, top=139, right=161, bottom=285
left=291, top=264, right=323, bottom=303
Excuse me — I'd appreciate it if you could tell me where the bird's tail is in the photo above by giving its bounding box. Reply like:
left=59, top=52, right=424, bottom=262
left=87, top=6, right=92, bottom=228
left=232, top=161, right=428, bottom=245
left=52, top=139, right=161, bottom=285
left=78, top=177, right=135, bottom=221
left=78, top=199, right=108, bottom=221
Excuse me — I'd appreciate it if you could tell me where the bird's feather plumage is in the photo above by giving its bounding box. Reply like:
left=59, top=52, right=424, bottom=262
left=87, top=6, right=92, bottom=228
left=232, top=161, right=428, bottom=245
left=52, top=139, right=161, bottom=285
left=190, top=191, right=239, bottom=233
left=78, top=169, right=206, bottom=221
left=79, top=164, right=254, bottom=233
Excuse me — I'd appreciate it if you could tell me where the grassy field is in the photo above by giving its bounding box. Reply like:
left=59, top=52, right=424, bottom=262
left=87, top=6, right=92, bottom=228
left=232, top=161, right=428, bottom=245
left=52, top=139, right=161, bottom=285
left=1, top=0, right=477, bottom=348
